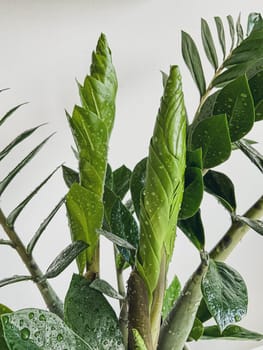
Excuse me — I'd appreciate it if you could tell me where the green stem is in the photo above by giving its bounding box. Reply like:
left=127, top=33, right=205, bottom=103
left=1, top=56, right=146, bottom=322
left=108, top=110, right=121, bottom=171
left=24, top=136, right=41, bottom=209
left=0, top=208, right=63, bottom=318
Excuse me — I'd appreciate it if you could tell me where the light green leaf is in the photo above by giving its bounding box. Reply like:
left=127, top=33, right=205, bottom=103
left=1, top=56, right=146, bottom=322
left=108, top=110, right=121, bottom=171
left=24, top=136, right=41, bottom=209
left=201, top=18, right=218, bottom=70
left=188, top=318, right=204, bottom=341
left=90, top=278, right=124, bottom=300
left=1, top=308, right=91, bottom=349
left=214, top=16, right=226, bottom=58
left=64, top=274, right=125, bottom=349
left=235, top=215, right=263, bottom=235
left=178, top=210, right=205, bottom=250
left=202, top=324, right=263, bottom=341
left=162, top=275, right=181, bottom=320
left=112, top=165, right=132, bottom=199
left=202, top=260, right=248, bottom=332
left=132, top=329, right=147, bottom=350
left=130, top=158, right=147, bottom=219
left=236, top=139, right=263, bottom=172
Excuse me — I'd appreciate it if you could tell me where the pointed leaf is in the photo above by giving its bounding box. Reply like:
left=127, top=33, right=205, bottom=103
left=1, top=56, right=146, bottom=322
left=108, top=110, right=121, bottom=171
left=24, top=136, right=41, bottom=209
left=27, top=198, right=65, bottom=254
left=201, top=260, right=248, bottom=332
left=0, top=275, right=32, bottom=288
left=236, top=14, right=244, bottom=46
left=130, top=158, right=147, bottom=219
left=112, top=165, right=132, bottom=199
left=178, top=210, right=205, bottom=250
left=214, top=16, right=226, bottom=58
left=90, top=278, right=124, bottom=300
left=202, top=324, right=263, bottom=340
left=231, top=138, right=257, bottom=150
left=247, top=13, right=263, bottom=36
left=162, top=275, right=181, bottom=320
left=6, top=166, right=60, bottom=228
left=97, top=228, right=136, bottom=250
left=236, top=139, right=263, bottom=172
left=188, top=318, right=204, bottom=341
left=204, top=170, right=236, bottom=213
left=201, top=18, right=218, bottom=70
left=132, top=329, right=147, bottom=350
left=105, top=163, right=113, bottom=189
left=0, top=103, right=27, bottom=126
left=191, top=114, right=231, bottom=168
left=1, top=308, right=91, bottom=349
left=64, top=274, right=125, bottom=349
left=227, top=15, right=235, bottom=50
left=181, top=31, right=206, bottom=96
left=248, top=69, right=263, bottom=121
left=235, top=215, right=263, bottom=235
left=62, top=165, right=79, bottom=188
left=0, top=135, right=53, bottom=196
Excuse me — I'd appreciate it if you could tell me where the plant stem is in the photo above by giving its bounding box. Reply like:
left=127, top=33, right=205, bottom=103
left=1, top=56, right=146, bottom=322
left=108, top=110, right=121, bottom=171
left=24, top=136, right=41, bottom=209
left=0, top=208, right=63, bottom=318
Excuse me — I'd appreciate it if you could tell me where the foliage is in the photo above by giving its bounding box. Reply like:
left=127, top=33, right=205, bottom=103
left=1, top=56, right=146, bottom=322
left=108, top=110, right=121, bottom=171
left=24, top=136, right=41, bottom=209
left=0, top=12, right=263, bottom=350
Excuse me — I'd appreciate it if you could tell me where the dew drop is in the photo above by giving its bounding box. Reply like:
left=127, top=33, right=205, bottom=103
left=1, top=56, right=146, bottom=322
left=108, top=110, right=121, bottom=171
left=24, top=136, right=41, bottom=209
left=57, top=333, right=64, bottom=342
left=39, top=314, right=46, bottom=321
left=2, top=316, right=9, bottom=324
left=20, top=328, right=30, bottom=340
left=28, top=312, right=34, bottom=320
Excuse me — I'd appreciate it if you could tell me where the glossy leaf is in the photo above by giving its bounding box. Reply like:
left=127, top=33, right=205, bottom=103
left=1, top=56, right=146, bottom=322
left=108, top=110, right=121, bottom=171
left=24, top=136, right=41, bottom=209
left=247, top=13, right=263, bottom=36
left=248, top=69, right=263, bottom=121
left=62, top=165, right=79, bottom=188
left=213, top=75, right=255, bottom=141
left=186, top=148, right=203, bottom=169
left=131, top=329, right=147, bottom=350
left=201, top=18, right=218, bottom=70
left=0, top=135, right=53, bottom=196
left=97, top=228, right=136, bottom=250
left=0, top=125, right=43, bottom=161
left=0, top=275, right=32, bottom=288
left=204, top=170, right=236, bottom=213
left=214, top=16, right=226, bottom=58
left=112, top=165, right=132, bottom=199
left=162, top=275, right=181, bottom=320
left=1, top=308, right=91, bottom=349
left=196, top=298, right=212, bottom=323
left=130, top=157, right=147, bottom=219
left=45, top=240, right=88, bottom=279
left=236, top=14, right=244, bottom=46
left=227, top=15, right=235, bottom=50
left=188, top=318, right=204, bottom=341
left=191, top=114, right=231, bottom=168
left=64, top=274, right=125, bottom=349
left=181, top=31, right=206, bottom=96
left=105, top=163, right=113, bottom=189
left=6, top=166, right=60, bottom=228
left=0, top=304, right=11, bottom=350
left=231, top=138, right=257, bottom=150
left=90, top=278, right=124, bottom=300
left=179, top=166, right=203, bottom=219
left=235, top=215, right=263, bottom=235
left=27, top=198, right=65, bottom=254
left=178, top=210, right=205, bottom=250
left=202, top=260, right=248, bottom=332
left=0, top=103, right=27, bottom=126
left=136, top=66, right=186, bottom=297
left=236, top=139, right=263, bottom=172
left=202, top=324, right=263, bottom=340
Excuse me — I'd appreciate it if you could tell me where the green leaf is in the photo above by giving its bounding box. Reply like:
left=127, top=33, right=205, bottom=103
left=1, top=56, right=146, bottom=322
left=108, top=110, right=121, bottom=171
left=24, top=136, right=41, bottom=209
left=227, top=15, right=235, bottom=50
left=248, top=69, right=263, bottom=121
left=201, top=260, right=248, bottom=332
left=214, top=16, right=226, bottom=58
left=186, top=148, right=203, bottom=169
left=191, top=114, right=231, bottom=168
left=236, top=14, right=244, bottom=46
left=97, top=228, right=136, bottom=250
left=201, top=18, right=218, bottom=70
left=188, top=318, right=204, bottom=341
left=1, top=308, right=91, bottom=349
left=62, top=165, right=79, bottom=188
left=89, top=278, right=124, bottom=300
left=45, top=240, right=88, bottom=279
left=131, top=329, right=147, bottom=350
left=204, top=170, right=236, bottom=213
left=0, top=275, right=32, bottom=288
left=130, top=158, right=147, bottom=219
left=235, top=215, right=263, bottom=235
left=0, top=135, right=53, bottom=196
left=178, top=210, right=205, bottom=250
left=66, top=183, right=103, bottom=273
left=6, top=166, right=60, bottom=228
left=231, top=138, right=257, bottom=150
left=202, top=324, right=263, bottom=340
left=181, top=31, right=206, bottom=96
left=196, top=298, right=212, bottom=323
left=0, top=103, right=27, bottom=126
left=27, top=198, right=65, bottom=254
left=64, top=274, right=125, bottom=349
left=247, top=13, right=263, bottom=36
left=0, top=125, right=43, bottom=161
left=112, top=165, right=132, bottom=199
left=162, top=275, right=181, bottom=320
left=0, top=304, right=12, bottom=350
left=213, top=75, right=255, bottom=142
left=105, top=163, right=113, bottom=189
left=179, top=166, right=203, bottom=219
left=236, top=139, right=263, bottom=172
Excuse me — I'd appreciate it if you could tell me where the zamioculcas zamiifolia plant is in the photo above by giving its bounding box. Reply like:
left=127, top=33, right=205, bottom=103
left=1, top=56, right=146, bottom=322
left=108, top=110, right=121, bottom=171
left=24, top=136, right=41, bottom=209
left=0, top=12, right=263, bottom=350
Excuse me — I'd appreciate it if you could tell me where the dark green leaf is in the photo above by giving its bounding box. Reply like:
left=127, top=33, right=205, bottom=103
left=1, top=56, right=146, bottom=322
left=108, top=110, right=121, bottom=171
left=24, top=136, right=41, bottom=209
left=0, top=125, right=43, bottom=161
left=181, top=31, right=206, bottom=96
left=97, top=228, right=136, bottom=250
left=212, top=62, right=250, bottom=87
left=0, top=135, right=53, bottom=196
left=112, top=165, right=132, bottom=199
left=27, top=198, right=65, bottom=254
left=201, top=18, right=218, bottom=70
left=231, top=138, right=257, bottom=150
left=214, top=16, right=226, bottom=58
left=1, top=308, right=91, bottom=349
left=64, top=274, right=125, bottom=349
left=178, top=210, right=205, bottom=250
left=162, top=275, right=181, bottom=320
left=204, top=170, right=236, bottom=213
left=0, top=304, right=12, bottom=350
left=227, top=15, right=235, bottom=50
left=202, top=260, right=248, bottom=332
left=45, top=240, right=88, bottom=279
left=6, top=166, right=60, bottom=228
left=248, top=69, right=263, bottom=121
left=236, top=139, right=263, bottom=172
left=186, top=148, right=203, bottom=169
left=62, top=165, right=79, bottom=188
left=235, top=215, right=263, bottom=235
left=236, top=14, right=244, bottom=46
left=247, top=13, right=263, bottom=36
left=130, top=158, right=147, bottom=219
left=188, top=318, right=204, bottom=341
left=213, top=75, right=255, bottom=142
left=196, top=298, right=212, bottom=323
left=89, top=278, right=124, bottom=300
left=191, top=114, right=231, bottom=168
left=105, top=163, right=113, bottom=189
left=0, top=103, right=27, bottom=126
left=179, top=166, right=203, bottom=219
left=202, top=324, right=263, bottom=340
left=0, top=275, right=32, bottom=288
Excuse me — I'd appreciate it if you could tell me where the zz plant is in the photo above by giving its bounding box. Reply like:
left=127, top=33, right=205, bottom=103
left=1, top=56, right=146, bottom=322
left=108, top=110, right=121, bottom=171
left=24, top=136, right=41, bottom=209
left=0, top=12, right=263, bottom=350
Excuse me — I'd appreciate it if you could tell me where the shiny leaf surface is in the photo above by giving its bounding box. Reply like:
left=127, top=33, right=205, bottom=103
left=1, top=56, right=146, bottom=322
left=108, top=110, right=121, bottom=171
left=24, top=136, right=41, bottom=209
left=236, top=139, right=263, bottom=172
left=112, top=165, right=132, bottom=199
left=130, top=158, right=147, bottom=219
left=162, top=275, right=181, bottom=320
left=62, top=165, right=79, bottom=188
left=178, top=210, right=205, bottom=250
left=90, top=279, right=124, bottom=300
left=202, top=324, right=263, bottom=340
left=201, top=18, right=218, bottom=70
left=214, top=16, right=226, bottom=58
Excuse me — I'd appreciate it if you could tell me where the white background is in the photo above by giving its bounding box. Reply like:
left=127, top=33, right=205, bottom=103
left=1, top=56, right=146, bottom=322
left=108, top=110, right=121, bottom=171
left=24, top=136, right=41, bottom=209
left=0, top=1, right=263, bottom=349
